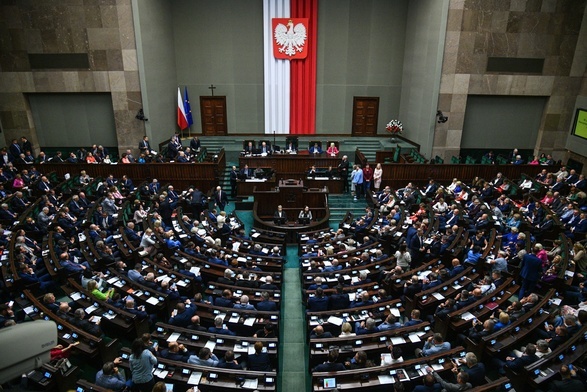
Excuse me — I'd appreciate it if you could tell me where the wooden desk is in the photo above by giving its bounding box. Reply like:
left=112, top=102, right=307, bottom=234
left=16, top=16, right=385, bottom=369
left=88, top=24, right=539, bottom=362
left=239, top=154, right=341, bottom=178
left=237, top=177, right=276, bottom=197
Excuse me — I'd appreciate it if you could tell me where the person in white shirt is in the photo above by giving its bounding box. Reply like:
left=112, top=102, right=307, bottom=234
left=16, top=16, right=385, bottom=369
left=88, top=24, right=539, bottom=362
left=433, top=198, right=448, bottom=213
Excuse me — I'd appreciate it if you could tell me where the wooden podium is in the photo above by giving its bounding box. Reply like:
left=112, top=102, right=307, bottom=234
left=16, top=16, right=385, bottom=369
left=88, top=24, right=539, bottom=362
left=253, top=179, right=330, bottom=242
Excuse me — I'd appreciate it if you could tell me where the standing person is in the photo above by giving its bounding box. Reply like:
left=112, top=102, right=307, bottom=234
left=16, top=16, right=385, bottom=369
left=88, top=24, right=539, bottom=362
left=138, top=136, right=151, bottom=155
left=190, top=136, right=201, bottom=151
left=338, top=155, right=350, bottom=193
left=351, top=164, right=364, bottom=202
left=363, top=163, right=373, bottom=193
left=214, top=186, right=228, bottom=211
left=519, top=245, right=543, bottom=299
left=129, top=338, right=157, bottom=391
left=373, top=163, right=383, bottom=192
left=229, top=166, right=238, bottom=198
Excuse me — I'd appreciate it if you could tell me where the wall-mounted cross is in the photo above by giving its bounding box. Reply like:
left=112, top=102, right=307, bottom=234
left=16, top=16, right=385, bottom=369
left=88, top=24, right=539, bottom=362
left=208, top=84, right=216, bottom=96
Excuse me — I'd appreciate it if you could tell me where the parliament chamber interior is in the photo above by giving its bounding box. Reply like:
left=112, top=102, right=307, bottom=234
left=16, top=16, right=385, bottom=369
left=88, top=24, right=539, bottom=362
left=2, top=1, right=587, bottom=392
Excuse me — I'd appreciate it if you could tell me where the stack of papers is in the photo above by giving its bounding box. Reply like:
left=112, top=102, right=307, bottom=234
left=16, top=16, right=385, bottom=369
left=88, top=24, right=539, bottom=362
left=187, top=372, right=202, bottom=385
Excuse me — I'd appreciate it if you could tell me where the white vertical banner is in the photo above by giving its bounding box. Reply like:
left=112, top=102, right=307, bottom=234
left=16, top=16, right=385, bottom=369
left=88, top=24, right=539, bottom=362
left=263, top=0, right=290, bottom=135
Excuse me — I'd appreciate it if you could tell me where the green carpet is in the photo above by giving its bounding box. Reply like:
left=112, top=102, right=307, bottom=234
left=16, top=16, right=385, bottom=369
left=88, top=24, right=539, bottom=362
left=279, top=245, right=309, bottom=391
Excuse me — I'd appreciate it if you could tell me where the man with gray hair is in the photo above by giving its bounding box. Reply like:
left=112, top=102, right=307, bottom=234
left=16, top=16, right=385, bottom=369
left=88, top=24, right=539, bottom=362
left=234, top=295, right=256, bottom=310
left=457, top=352, right=486, bottom=387
left=355, top=317, right=377, bottom=335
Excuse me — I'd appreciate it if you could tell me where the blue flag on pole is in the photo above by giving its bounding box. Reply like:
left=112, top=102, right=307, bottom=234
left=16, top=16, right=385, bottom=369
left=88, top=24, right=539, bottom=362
left=184, top=86, right=193, bottom=127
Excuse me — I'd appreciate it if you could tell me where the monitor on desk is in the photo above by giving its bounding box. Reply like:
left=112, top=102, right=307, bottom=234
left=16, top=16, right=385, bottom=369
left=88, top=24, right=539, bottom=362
left=299, top=217, right=311, bottom=225
left=323, top=378, right=336, bottom=389
left=274, top=217, right=286, bottom=225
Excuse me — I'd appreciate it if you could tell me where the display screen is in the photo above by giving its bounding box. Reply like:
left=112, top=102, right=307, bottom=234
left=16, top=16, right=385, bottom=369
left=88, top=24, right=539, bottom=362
left=572, top=108, right=587, bottom=140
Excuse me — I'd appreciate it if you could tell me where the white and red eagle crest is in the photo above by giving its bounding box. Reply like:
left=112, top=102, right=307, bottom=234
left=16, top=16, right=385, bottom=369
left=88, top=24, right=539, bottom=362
left=272, top=18, right=308, bottom=60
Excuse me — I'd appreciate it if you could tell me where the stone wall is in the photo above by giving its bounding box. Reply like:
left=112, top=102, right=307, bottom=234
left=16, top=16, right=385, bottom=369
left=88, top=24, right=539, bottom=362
left=0, top=0, right=144, bottom=154
left=433, top=0, right=587, bottom=161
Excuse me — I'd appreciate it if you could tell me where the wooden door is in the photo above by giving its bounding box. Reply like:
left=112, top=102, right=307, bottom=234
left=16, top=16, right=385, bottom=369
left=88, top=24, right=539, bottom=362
left=200, top=96, right=227, bottom=135
left=352, top=97, right=379, bottom=136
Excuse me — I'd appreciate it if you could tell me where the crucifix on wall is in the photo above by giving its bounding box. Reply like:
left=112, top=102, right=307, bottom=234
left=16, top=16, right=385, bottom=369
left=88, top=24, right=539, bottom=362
left=208, top=84, right=216, bottom=96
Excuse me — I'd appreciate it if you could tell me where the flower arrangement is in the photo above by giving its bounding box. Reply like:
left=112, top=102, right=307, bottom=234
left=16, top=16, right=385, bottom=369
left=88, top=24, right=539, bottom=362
left=386, top=119, right=403, bottom=135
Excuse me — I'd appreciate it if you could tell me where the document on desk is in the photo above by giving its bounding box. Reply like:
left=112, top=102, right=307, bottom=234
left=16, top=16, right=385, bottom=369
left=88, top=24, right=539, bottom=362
left=242, top=379, right=258, bottom=389
left=166, top=332, right=181, bottom=343
left=85, top=305, right=98, bottom=314
left=204, top=340, right=216, bottom=351
left=432, top=292, right=445, bottom=300
left=431, top=364, right=444, bottom=371
left=408, top=333, right=421, bottom=343
left=233, top=343, right=248, bottom=353
left=243, top=317, right=255, bottom=327
left=107, top=276, right=119, bottom=285
left=378, top=375, right=395, bottom=384
left=252, top=232, right=261, bottom=238
left=187, top=372, right=202, bottom=385
left=390, top=336, right=405, bottom=345
left=146, top=297, right=160, bottom=305
left=69, top=292, right=82, bottom=301
left=229, top=313, right=240, bottom=323
left=461, top=312, right=475, bottom=321
left=390, top=307, right=401, bottom=318
left=327, top=316, right=343, bottom=326
left=154, top=369, right=168, bottom=379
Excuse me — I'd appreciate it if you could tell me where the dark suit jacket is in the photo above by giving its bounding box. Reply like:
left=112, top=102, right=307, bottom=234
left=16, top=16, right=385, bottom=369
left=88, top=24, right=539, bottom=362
left=307, top=296, right=329, bottom=312
left=520, top=253, right=543, bottom=282
left=312, top=362, right=345, bottom=372
left=168, top=306, right=197, bottom=328
left=247, top=352, right=271, bottom=371
left=329, top=294, right=350, bottom=310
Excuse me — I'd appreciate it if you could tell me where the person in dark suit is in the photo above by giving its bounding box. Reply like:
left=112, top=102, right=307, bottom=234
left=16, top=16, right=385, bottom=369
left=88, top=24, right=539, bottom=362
left=243, top=141, right=255, bottom=154
left=168, top=303, right=197, bottom=328
left=259, top=141, right=272, bottom=154
left=214, top=186, right=228, bottom=211
left=312, top=349, right=345, bottom=372
left=273, top=205, right=287, bottom=225
left=497, top=343, right=539, bottom=375
left=207, top=316, right=236, bottom=336
left=217, top=350, right=242, bottom=369
left=71, top=308, right=103, bottom=337
left=214, top=289, right=234, bottom=308
left=240, top=164, right=252, bottom=178
left=8, top=139, right=21, bottom=161
left=519, top=246, right=543, bottom=299
left=229, top=166, right=238, bottom=197
left=307, top=288, right=329, bottom=312
left=309, top=143, right=322, bottom=154
left=189, top=136, right=201, bottom=151
left=138, top=135, right=151, bottom=155
left=159, top=341, right=192, bottom=362
left=257, top=292, right=277, bottom=311
left=547, top=364, right=586, bottom=392
left=247, top=341, right=272, bottom=371
left=328, top=285, right=350, bottom=310
left=403, top=275, right=423, bottom=299
left=459, top=353, right=486, bottom=387
left=310, top=325, right=333, bottom=339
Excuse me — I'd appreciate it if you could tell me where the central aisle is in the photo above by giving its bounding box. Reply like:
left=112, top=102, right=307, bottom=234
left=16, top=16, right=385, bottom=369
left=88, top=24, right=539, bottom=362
left=278, top=244, right=310, bottom=391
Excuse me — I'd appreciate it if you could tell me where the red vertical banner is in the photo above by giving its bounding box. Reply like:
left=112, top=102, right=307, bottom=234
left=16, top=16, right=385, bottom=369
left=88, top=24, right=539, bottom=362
left=290, top=0, right=318, bottom=135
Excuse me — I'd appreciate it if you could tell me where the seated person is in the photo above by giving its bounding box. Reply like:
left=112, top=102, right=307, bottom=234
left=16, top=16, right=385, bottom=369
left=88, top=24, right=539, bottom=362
left=307, top=165, right=318, bottom=177
left=239, top=164, right=252, bottom=179
left=298, top=206, right=312, bottom=224
left=309, top=142, right=322, bottom=154
left=285, top=139, right=297, bottom=152
left=259, top=141, right=271, bottom=155
left=243, top=141, right=255, bottom=154
left=326, top=142, right=339, bottom=156
left=273, top=205, right=287, bottom=225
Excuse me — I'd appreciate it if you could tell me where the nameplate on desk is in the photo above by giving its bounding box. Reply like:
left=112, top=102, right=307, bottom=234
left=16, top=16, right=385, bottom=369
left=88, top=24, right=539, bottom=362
left=314, top=177, right=330, bottom=180
left=245, top=178, right=266, bottom=182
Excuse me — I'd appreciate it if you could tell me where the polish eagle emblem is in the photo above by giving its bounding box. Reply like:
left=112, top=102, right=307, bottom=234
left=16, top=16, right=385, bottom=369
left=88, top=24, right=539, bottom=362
left=274, top=19, right=307, bottom=58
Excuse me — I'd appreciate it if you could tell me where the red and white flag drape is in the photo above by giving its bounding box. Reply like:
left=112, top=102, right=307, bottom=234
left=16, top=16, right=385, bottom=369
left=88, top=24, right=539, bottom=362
left=263, top=0, right=318, bottom=135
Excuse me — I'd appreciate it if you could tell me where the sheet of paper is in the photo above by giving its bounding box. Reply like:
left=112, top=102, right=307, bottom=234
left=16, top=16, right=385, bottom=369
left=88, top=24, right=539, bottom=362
left=252, top=232, right=261, bottom=238
left=431, top=364, right=444, bottom=371
left=327, top=316, right=343, bottom=326
left=408, top=333, right=421, bottom=343
left=243, top=317, right=255, bottom=327
left=85, top=305, right=98, bottom=314
left=166, top=332, right=181, bottom=343
left=107, top=276, right=119, bottom=284
left=187, top=372, right=202, bottom=385
left=390, top=336, right=405, bottom=345
left=432, top=292, right=445, bottom=300
left=390, top=307, right=401, bottom=318
left=69, top=292, right=82, bottom=301
left=229, top=314, right=240, bottom=323
left=146, top=297, right=160, bottom=305
left=204, top=340, right=216, bottom=351
left=378, top=375, right=395, bottom=384
left=461, top=312, right=475, bottom=321
left=242, top=379, right=258, bottom=389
